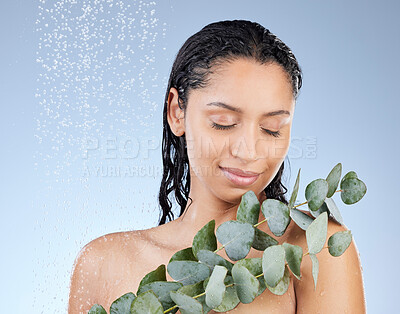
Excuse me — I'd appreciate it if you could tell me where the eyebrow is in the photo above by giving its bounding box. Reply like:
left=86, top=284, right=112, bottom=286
left=206, top=101, right=291, bottom=117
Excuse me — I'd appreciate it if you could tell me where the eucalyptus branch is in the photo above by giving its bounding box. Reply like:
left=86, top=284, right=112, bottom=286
left=88, top=163, right=366, bottom=314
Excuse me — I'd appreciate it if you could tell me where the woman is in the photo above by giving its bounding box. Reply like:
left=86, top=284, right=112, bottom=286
left=68, top=20, right=365, bottom=313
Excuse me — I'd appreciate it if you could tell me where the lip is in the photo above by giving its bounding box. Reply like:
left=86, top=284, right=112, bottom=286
left=220, top=167, right=260, bottom=177
left=220, top=166, right=260, bottom=186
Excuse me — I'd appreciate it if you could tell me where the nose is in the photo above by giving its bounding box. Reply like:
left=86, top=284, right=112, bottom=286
left=231, top=124, right=262, bottom=162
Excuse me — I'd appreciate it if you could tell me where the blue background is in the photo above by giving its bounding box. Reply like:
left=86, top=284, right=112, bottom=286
left=1, top=0, right=398, bottom=312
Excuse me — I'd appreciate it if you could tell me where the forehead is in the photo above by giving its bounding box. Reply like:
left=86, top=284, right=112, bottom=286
left=188, top=58, right=294, bottom=111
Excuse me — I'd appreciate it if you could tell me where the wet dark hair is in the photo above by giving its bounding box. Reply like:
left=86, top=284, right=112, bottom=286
left=157, top=19, right=303, bottom=225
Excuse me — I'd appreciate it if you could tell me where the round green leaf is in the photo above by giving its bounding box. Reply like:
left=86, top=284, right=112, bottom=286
left=216, top=220, right=255, bottom=261
left=169, top=247, right=197, bottom=263
left=130, top=290, right=164, bottom=314
left=289, top=168, right=301, bottom=208
left=309, top=254, right=319, bottom=290
left=340, top=178, right=367, bottom=204
left=266, top=265, right=290, bottom=295
left=178, top=281, right=212, bottom=314
left=306, top=211, right=328, bottom=254
left=203, top=277, right=209, bottom=291
left=192, top=220, right=217, bottom=259
left=305, top=178, right=329, bottom=211
left=290, top=208, right=313, bottom=230
left=252, top=228, right=278, bottom=251
left=213, top=276, right=240, bottom=312
left=205, top=265, right=228, bottom=309
left=110, top=292, right=136, bottom=314
left=137, top=264, right=166, bottom=293
left=326, top=163, right=342, bottom=198
left=232, top=263, right=259, bottom=304
left=236, top=190, right=261, bottom=225
left=310, top=201, right=328, bottom=218
left=324, top=198, right=344, bottom=224
left=177, top=281, right=204, bottom=297
left=235, top=258, right=262, bottom=275
left=282, top=243, right=303, bottom=280
left=167, top=261, right=210, bottom=285
left=197, top=250, right=233, bottom=273
left=340, top=171, right=358, bottom=189
left=328, top=230, right=352, bottom=257
left=261, top=199, right=290, bottom=237
left=262, top=245, right=285, bottom=288
left=137, top=281, right=183, bottom=311
left=88, top=304, right=107, bottom=314
left=170, top=290, right=203, bottom=314
left=235, top=258, right=266, bottom=297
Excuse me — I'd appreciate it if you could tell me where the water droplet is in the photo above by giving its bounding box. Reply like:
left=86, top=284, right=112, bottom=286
left=34, top=0, right=171, bottom=311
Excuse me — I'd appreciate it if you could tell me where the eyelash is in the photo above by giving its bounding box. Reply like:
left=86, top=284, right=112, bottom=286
left=210, top=122, right=281, bottom=138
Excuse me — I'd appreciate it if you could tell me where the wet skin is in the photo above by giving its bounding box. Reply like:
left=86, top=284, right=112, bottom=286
left=68, top=58, right=366, bottom=313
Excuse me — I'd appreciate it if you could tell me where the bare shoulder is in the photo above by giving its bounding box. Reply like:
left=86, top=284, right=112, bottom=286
left=67, top=221, right=184, bottom=313
left=284, top=214, right=366, bottom=313
left=71, top=229, right=147, bottom=269
left=67, top=229, right=149, bottom=313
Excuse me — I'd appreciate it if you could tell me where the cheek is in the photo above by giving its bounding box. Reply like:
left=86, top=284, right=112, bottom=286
left=185, top=137, right=217, bottom=180
left=255, top=136, right=290, bottom=163
left=185, top=124, right=218, bottom=167
left=187, top=133, right=225, bottom=164
left=257, top=138, right=290, bottom=186
left=270, top=137, right=290, bottom=160
left=186, top=117, right=224, bottom=161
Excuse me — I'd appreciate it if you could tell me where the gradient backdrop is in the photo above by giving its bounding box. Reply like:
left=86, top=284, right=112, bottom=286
left=1, top=0, right=399, bottom=313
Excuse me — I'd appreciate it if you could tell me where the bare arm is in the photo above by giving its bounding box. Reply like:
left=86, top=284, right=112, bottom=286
left=68, top=239, right=105, bottom=314
left=293, top=220, right=366, bottom=313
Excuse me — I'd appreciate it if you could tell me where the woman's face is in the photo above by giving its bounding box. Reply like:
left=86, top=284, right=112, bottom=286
left=170, top=58, right=295, bottom=205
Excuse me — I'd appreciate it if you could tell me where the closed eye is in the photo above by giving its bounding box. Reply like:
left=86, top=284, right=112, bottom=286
left=210, top=122, right=281, bottom=138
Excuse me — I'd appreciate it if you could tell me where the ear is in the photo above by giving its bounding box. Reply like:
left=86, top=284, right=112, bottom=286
left=167, top=87, right=185, bottom=136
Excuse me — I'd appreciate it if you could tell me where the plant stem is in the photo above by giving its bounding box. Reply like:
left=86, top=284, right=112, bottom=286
left=292, top=189, right=341, bottom=210
left=164, top=305, right=177, bottom=313
left=293, top=201, right=308, bottom=208
left=214, top=245, right=225, bottom=254
left=254, top=217, right=267, bottom=228
left=193, top=291, right=206, bottom=299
